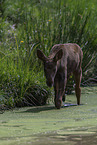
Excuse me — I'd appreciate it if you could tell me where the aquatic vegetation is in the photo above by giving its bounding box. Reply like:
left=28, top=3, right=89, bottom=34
left=0, top=87, right=97, bottom=145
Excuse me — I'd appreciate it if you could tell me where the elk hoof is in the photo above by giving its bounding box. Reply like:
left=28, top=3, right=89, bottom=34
left=55, top=99, right=62, bottom=109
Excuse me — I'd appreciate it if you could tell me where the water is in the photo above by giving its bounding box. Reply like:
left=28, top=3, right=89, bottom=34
left=0, top=87, right=97, bottom=145
left=29, top=132, right=97, bottom=145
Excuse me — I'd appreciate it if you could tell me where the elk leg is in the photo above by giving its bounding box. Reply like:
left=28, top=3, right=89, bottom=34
left=62, top=94, right=66, bottom=102
left=54, top=74, right=67, bottom=109
left=54, top=81, right=63, bottom=109
left=54, top=80, right=59, bottom=104
left=74, top=69, right=82, bottom=105
left=54, top=79, right=62, bottom=109
left=62, top=71, right=67, bottom=102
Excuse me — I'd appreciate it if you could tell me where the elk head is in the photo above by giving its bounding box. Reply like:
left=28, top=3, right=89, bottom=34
left=37, top=49, right=63, bottom=87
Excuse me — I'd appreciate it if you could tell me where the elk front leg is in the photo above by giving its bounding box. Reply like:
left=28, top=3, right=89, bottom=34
left=54, top=74, right=67, bottom=109
left=62, top=94, right=66, bottom=102
left=54, top=82, right=64, bottom=109
left=74, top=68, right=82, bottom=105
left=54, top=79, right=60, bottom=109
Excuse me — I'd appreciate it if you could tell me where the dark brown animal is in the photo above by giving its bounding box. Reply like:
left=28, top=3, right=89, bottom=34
left=37, top=43, right=83, bottom=109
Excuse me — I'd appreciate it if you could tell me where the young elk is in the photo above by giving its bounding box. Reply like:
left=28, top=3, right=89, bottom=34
left=37, top=43, right=83, bottom=109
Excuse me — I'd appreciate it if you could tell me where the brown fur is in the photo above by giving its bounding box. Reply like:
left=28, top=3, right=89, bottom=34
left=37, top=43, right=83, bottom=109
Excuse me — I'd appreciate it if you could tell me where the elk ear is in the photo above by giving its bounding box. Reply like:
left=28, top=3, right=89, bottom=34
left=37, top=49, right=47, bottom=61
left=53, top=49, right=63, bottom=62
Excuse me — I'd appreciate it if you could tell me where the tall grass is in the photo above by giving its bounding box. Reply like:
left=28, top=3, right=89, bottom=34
left=0, top=0, right=97, bottom=108
left=0, top=17, right=50, bottom=108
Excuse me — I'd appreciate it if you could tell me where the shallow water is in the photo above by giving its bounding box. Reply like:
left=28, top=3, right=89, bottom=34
left=33, top=133, right=97, bottom=145
left=0, top=87, right=97, bottom=145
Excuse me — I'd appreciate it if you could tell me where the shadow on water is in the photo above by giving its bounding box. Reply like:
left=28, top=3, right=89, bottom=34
left=22, top=105, right=55, bottom=113
left=18, top=103, right=81, bottom=113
